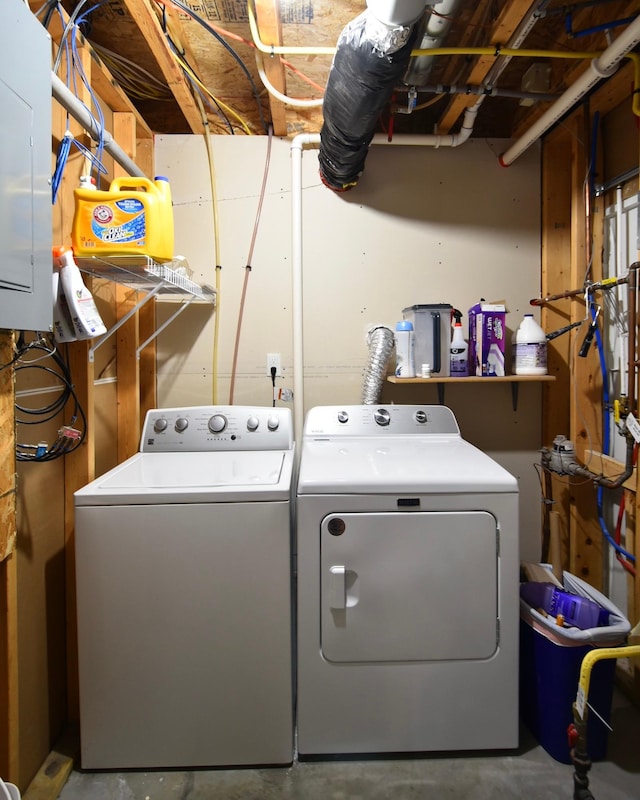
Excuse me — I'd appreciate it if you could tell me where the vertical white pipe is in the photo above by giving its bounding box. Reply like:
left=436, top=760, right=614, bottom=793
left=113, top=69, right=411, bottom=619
left=290, top=125, right=482, bottom=444
left=290, top=133, right=320, bottom=444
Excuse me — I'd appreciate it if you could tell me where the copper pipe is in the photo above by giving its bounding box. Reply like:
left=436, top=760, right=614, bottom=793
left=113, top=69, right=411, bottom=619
left=540, top=263, right=640, bottom=490
left=530, top=275, right=630, bottom=306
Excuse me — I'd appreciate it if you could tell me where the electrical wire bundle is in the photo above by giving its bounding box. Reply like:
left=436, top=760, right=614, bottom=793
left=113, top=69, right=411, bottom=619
left=38, top=0, right=108, bottom=196
left=4, top=333, right=88, bottom=463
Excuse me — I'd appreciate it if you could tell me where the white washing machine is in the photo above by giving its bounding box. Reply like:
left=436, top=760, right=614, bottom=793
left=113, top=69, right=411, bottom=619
left=74, top=406, right=294, bottom=769
left=296, top=404, right=519, bottom=756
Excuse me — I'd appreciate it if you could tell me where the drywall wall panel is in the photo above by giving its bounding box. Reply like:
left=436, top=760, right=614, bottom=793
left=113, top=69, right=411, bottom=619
left=155, top=134, right=543, bottom=560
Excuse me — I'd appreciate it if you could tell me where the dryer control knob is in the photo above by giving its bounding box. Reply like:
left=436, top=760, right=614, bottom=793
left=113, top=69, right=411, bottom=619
left=267, top=415, right=280, bottom=431
left=337, top=410, right=349, bottom=424
left=415, top=410, right=428, bottom=424
left=175, top=417, right=189, bottom=433
left=247, top=415, right=259, bottom=431
left=153, top=417, right=168, bottom=433
left=374, top=408, right=391, bottom=426
left=208, top=414, right=227, bottom=433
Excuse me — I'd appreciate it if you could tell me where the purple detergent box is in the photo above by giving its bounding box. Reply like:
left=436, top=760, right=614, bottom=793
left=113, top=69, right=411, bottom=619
left=468, top=301, right=507, bottom=376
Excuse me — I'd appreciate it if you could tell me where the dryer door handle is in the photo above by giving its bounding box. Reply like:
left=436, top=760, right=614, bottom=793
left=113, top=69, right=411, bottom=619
left=329, top=565, right=346, bottom=610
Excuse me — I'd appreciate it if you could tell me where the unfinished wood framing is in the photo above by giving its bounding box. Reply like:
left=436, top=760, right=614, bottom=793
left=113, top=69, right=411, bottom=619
left=2, top=7, right=159, bottom=786
left=541, top=68, right=640, bottom=702
left=0, top=331, right=18, bottom=782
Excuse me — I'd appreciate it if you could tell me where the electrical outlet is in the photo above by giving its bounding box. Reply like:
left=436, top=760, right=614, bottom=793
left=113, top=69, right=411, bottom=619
left=266, top=353, right=282, bottom=377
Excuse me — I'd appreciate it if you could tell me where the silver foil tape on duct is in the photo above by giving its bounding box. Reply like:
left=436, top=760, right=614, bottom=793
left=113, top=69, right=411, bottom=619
left=318, top=11, right=420, bottom=192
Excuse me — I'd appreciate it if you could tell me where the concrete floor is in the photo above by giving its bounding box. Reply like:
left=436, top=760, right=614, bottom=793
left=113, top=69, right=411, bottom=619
left=57, top=690, right=640, bottom=800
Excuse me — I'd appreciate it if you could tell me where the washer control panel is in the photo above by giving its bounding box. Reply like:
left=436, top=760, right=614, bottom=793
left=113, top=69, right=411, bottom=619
left=141, top=406, right=293, bottom=452
left=304, top=405, right=460, bottom=437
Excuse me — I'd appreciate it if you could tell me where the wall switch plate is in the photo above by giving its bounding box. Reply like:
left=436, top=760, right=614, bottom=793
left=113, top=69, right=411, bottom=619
left=266, top=353, right=282, bottom=377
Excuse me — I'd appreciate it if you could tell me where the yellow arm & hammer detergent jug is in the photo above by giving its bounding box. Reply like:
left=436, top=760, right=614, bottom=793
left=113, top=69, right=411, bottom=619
left=72, top=175, right=174, bottom=263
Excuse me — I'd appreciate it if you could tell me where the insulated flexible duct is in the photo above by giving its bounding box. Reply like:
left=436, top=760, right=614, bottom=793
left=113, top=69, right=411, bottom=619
left=362, top=325, right=395, bottom=404
left=318, top=9, right=421, bottom=191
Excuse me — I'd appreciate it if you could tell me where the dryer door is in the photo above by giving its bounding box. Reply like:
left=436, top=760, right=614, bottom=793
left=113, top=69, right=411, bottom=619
left=320, top=511, right=498, bottom=663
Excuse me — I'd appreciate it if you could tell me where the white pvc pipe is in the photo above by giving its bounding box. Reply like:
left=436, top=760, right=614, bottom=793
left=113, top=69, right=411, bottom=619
left=366, top=0, right=427, bottom=27
left=372, top=98, right=483, bottom=148
left=500, top=16, right=640, bottom=166
left=291, top=133, right=320, bottom=443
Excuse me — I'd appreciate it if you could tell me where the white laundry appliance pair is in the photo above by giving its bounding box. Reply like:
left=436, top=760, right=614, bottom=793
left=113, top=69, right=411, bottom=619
left=74, top=403, right=519, bottom=767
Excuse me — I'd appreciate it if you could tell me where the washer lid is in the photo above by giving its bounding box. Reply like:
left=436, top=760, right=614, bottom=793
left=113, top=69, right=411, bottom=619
left=75, top=450, right=294, bottom=505
left=297, top=437, right=517, bottom=494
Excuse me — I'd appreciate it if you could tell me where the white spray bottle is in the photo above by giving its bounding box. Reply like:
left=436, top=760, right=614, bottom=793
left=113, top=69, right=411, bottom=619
left=52, top=252, right=77, bottom=343
left=449, top=309, right=469, bottom=377
left=53, top=245, right=107, bottom=340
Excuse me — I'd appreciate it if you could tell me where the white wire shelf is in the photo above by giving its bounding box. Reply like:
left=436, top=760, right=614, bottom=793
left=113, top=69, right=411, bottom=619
left=76, top=255, right=216, bottom=302
left=75, top=255, right=215, bottom=361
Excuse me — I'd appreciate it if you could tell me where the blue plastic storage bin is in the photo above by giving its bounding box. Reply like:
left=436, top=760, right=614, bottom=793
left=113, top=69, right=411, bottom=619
left=519, top=569, right=630, bottom=764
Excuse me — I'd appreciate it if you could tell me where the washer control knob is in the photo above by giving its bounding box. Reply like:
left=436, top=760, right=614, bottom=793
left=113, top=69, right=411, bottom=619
left=415, top=410, right=428, bottom=424
left=153, top=417, right=168, bottom=433
left=208, top=414, right=227, bottom=433
left=247, top=415, right=259, bottom=431
left=337, top=410, right=349, bottom=424
left=267, top=416, right=280, bottom=431
left=374, top=408, right=391, bottom=426
left=175, top=417, right=188, bottom=433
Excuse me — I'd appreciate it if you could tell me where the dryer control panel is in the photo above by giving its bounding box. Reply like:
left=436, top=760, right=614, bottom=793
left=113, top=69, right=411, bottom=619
left=140, top=406, right=293, bottom=452
left=304, top=405, right=460, bottom=437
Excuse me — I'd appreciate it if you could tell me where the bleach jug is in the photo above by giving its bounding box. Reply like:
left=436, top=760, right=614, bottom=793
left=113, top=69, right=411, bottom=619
left=513, top=314, right=547, bottom=375
left=71, top=175, right=174, bottom=263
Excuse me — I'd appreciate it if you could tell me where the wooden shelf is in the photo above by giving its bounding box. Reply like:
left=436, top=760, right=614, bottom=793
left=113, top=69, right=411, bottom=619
left=387, top=374, right=555, bottom=410
left=388, top=375, right=555, bottom=385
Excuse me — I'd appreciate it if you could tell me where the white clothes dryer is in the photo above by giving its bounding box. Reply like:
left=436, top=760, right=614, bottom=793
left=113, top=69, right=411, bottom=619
left=296, top=404, right=519, bottom=756
left=74, top=406, right=294, bottom=769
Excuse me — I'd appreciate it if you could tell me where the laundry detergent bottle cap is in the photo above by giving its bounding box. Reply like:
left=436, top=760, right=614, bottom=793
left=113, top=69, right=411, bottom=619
left=395, top=320, right=415, bottom=378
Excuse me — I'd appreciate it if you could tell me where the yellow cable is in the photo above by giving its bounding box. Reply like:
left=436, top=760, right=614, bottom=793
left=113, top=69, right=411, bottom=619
left=193, top=91, right=222, bottom=404
left=248, top=0, right=604, bottom=61
left=627, top=53, right=640, bottom=117
left=412, top=47, right=601, bottom=59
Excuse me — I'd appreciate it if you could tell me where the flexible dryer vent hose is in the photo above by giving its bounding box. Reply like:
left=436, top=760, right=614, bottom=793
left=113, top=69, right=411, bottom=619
left=319, top=11, right=420, bottom=191
left=362, top=325, right=394, bottom=404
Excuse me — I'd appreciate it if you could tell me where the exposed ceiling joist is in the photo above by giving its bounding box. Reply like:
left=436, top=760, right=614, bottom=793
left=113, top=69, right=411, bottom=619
left=254, top=0, right=287, bottom=136
left=120, top=0, right=203, bottom=134
left=44, top=7, right=154, bottom=138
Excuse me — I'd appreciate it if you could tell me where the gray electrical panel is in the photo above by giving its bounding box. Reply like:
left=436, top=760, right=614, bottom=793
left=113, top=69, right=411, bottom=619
left=0, top=0, right=52, bottom=332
